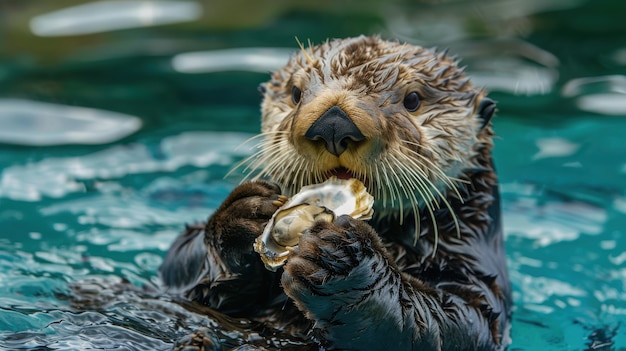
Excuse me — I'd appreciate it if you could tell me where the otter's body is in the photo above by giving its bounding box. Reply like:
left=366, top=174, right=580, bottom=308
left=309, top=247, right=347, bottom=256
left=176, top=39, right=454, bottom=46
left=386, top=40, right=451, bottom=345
left=160, top=36, right=511, bottom=350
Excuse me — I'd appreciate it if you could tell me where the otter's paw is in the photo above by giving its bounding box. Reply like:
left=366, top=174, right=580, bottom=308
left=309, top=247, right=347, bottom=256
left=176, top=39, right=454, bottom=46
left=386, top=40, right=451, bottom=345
left=208, top=180, right=285, bottom=254
left=281, top=215, right=385, bottom=310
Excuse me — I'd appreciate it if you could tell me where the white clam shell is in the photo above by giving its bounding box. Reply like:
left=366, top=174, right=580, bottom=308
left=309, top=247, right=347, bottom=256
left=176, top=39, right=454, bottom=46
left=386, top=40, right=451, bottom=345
left=254, top=177, right=374, bottom=271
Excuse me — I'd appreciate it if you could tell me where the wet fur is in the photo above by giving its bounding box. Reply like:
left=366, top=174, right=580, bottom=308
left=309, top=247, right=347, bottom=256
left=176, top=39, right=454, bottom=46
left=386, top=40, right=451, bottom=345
left=160, top=36, right=512, bottom=350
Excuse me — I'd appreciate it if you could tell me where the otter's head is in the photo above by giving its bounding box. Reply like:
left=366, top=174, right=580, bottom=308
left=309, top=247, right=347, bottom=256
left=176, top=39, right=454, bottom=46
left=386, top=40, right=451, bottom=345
left=246, top=36, right=495, bottom=216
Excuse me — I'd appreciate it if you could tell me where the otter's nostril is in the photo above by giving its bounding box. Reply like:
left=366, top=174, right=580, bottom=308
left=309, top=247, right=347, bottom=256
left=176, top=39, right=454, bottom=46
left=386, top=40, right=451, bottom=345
left=304, top=106, right=365, bottom=157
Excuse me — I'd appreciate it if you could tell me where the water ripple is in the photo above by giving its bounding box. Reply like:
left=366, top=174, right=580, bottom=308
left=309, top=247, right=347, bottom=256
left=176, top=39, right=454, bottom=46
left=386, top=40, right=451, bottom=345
left=502, top=183, right=607, bottom=246
left=0, top=131, right=253, bottom=201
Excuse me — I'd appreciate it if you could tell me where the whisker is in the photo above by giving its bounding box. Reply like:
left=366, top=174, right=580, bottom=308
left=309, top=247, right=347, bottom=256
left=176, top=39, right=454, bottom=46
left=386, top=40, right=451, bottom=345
left=373, top=163, right=387, bottom=208
left=382, top=158, right=409, bottom=224
left=390, top=148, right=464, bottom=250
left=400, top=142, right=466, bottom=202
left=413, top=152, right=465, bottom=198
left=271, top=152, right=301, bottom=189
left=388, top=152, right=433, bottom=209
left=227, top=131, right=290, bottom=180
left=233, top=131, right=279, bottom=150
left=402, top=140, right=469, bottom=185
left=241, top=147, right=279, bottom=174
left=390, top=157, right=424, bottom=245
left=395, top=150, right=444, bottom=207
left=387, top=151, right=435, bottom=245
left=397, top=149, right=462, bottom=241
left=297, top=157, right=309, bottom=192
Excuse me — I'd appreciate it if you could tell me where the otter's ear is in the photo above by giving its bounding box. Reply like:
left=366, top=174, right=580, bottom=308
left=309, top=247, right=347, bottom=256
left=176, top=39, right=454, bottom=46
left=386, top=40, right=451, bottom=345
left=477, top=97, right=496, bottom=130
left=258, top=83, right=267, bottom=97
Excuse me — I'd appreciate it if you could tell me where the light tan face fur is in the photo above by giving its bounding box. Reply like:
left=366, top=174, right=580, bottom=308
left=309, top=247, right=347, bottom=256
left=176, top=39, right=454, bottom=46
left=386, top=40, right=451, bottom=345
left=244, top=36, right=492, bottom=215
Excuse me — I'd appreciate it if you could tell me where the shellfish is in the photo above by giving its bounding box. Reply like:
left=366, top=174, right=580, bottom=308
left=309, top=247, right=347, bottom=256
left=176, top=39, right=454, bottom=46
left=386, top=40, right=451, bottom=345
left=254, top=177, right=374, bottom=271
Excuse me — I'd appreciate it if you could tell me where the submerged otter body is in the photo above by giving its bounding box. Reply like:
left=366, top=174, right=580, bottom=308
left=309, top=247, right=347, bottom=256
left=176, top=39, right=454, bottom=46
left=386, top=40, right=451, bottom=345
left=160, top=36, right=512, bottom=350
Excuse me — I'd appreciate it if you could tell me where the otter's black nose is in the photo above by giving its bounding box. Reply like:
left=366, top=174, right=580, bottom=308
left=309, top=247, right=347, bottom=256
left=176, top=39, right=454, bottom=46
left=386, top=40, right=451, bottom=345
left=305, top=106, right=365, bottom=157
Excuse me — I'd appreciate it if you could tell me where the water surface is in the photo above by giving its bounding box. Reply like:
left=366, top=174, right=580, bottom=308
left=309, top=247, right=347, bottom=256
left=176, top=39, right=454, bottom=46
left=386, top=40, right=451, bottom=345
left=1, top=0, right=625, bottom=350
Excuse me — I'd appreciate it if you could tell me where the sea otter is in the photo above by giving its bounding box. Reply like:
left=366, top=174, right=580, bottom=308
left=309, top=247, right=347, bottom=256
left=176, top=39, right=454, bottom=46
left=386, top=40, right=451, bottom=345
left=159, top=35, right=512, bottom=350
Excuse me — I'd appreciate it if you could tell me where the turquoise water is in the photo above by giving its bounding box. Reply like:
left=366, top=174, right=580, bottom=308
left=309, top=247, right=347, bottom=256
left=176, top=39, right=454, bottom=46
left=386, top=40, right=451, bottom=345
left=1, top=0, right=626, bottom=350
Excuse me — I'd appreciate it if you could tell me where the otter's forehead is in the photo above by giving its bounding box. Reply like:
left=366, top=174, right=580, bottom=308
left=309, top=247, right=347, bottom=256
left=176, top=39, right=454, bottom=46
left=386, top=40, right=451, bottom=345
left=281, top=36, right=468, bottom=95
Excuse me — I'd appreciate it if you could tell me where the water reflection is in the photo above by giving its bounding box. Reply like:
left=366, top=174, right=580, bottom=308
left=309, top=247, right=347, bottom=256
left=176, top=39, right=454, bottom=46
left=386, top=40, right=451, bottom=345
left=386, top=0, right=565, bottom=96
left=29, top=0, right=202, bottom=37
left=0, top=99, right=141, bottom=146
left=387, top=0, right=585, bottom=43
left=172, top=48, right=293, bottom=73
left=562, top=75, right=626, bottom=115
left=0, top=131, right=252, bottom=201
left=532, top=137, right=580, bottom=160
left=457, top=39, right=559, bottom=95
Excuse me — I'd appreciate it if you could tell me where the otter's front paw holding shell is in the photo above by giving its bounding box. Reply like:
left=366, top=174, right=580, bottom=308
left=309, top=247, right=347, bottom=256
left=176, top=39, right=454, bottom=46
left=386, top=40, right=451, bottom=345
left=208, top=180, right=285, bottom=256
left=281, top=215, right=387, bottom=316
left=281, top=216, right=410, bottom=349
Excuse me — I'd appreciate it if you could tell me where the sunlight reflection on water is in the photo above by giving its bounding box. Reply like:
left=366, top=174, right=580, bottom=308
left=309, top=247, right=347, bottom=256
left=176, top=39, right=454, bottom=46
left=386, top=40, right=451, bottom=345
left=562, top=75, right=626, bottom=115
left=29, top=0, right=202, bottom=37
left=172, top=48, right=294, bottom=73
left=0, top=99, right=141, bottom=146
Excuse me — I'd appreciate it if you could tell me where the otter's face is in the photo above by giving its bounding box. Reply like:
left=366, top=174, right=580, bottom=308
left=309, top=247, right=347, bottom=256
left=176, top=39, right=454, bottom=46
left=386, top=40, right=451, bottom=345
left=248, top=36, right=494, bottom=212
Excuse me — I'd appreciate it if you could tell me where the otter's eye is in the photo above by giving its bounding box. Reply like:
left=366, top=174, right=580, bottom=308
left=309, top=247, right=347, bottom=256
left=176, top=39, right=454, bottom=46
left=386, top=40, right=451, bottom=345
left=403, top=91, right=421, bottom=112
left=291, top=86, right=302, bottom=105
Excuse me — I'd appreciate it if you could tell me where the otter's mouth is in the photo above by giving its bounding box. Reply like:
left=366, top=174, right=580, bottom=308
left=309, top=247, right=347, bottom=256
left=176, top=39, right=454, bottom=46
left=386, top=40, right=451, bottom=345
left=327, top=167, right=374, bottom=191
left=328, top=167, right=354, bottom=180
